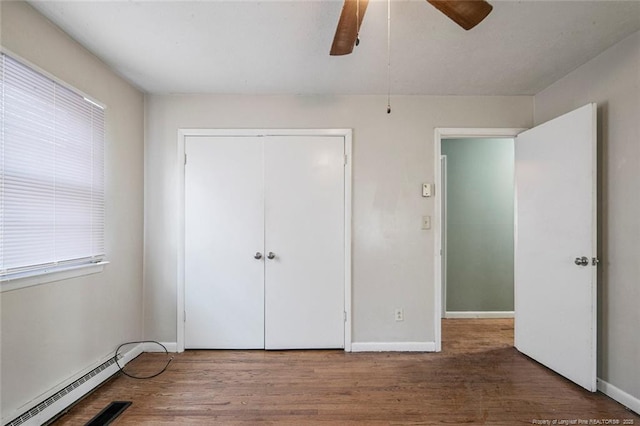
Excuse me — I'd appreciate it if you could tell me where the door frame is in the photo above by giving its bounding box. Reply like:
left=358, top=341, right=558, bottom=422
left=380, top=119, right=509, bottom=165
left=440, top=154, right=447, bottom=319
left=176, top=128, right=353, bottom=353
left=433, top=128, right=525, bottom=351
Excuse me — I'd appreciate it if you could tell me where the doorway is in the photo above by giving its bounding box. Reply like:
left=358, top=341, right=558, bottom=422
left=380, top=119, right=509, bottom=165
left=433, top=128, right=523, bottom=352
left=441, top=137, right=515, bottom=319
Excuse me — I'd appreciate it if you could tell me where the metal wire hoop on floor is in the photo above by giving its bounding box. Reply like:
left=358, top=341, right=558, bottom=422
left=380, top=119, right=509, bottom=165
left=113, top=340, right=173, bottom=379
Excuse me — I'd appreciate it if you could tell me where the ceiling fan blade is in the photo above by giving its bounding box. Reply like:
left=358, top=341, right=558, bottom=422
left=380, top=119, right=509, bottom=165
left=427, top=0, right=493, bottom=30
left=330, top=0, right=369, bottom=56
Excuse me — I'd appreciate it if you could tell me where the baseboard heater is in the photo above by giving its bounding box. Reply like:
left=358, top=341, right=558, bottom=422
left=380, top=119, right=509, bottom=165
left=6, top=357, right=119, bottom=426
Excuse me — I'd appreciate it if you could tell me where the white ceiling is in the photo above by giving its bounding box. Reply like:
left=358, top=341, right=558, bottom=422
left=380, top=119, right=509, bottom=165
left=29, top=0, right=640, bottom=96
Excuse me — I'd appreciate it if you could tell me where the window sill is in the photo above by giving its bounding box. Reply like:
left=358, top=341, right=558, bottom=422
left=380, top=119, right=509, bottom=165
left=1, top=261, right=109, bottom=293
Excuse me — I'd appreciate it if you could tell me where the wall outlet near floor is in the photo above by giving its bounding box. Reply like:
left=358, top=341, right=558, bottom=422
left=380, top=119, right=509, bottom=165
left=395, top=308, right=404, bottom=322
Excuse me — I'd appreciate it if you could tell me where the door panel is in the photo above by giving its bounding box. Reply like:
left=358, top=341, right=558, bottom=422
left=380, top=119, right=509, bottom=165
left=264, top=136, right=345, bottom=349
left=514, top=103, right=597, bottom=391
left=184, top=136, right=265, bottom=349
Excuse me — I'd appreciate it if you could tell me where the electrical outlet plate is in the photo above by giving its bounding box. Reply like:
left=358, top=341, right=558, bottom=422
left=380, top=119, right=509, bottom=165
left=395, top=308, right=404, bottom=322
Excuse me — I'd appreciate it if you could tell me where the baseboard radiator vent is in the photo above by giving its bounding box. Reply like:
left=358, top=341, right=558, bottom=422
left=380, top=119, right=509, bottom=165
left=85, top=401, right=132, bottom=426
left=6, top=357, right=117, bottom=426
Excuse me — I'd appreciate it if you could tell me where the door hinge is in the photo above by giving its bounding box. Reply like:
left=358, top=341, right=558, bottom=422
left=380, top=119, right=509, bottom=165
left=184, top=310, right=186, bottom=322
left=344, top=154, right=348, bottom=166
left=344, top=311, right=347, bottom=322
left=184, top=153, right=187, bottom=165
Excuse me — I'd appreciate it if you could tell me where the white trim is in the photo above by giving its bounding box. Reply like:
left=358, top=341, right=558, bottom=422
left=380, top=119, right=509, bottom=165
left=176, top=129, right=353, bottom=353
left=597, top=379, right=640, bottom=416
left=344, top=133, right=353, bottom=352
left=434, top=136, right=442, bottom=352
left=441, top=155, right=447, bottom=319
left=2, top=344, right=143, bottom=426
left=445, top=311, right=515, bottom=319
left=433, top=128, right=525, bottom=353
left=177, top=128, right=352, bottom=138
left=434, top=128, right=526, bottom=138
left=1, top=262, right=109, bottom=293
left=351, top=342, right=436, bottom=352
left=142, top=342, right=178, bottom=353
left=177, top=131, right=186, bottom=353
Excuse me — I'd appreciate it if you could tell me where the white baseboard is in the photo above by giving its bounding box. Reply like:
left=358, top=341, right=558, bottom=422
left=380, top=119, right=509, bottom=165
left=445, top=311, right=514, bottom=319
left=597, top=378, right=640, bottom=415
left=142, top=341, right=178, bottom=353
left=351, top=341, right=436, bottom=352
left=3, top=344, right=143, bottom=426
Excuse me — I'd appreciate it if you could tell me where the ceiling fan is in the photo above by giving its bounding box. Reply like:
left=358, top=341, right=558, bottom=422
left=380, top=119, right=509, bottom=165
left=330, top=0, right=493, bottom=56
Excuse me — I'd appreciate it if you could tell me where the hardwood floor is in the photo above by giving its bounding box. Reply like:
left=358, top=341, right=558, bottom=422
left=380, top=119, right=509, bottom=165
left=52, top=319, right=638, bottom=425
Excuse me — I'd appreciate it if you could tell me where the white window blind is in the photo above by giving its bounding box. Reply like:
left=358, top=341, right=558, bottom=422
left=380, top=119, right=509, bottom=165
left=0, top=53, right=105, bottom=280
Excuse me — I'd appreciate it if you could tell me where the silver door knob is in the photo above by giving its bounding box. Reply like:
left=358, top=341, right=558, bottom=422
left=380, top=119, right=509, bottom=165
left=254, top=252, right=263, bottom=260
left=267, top=252, right=276, bottom=260
left=574, top=256, right=589, bottom=266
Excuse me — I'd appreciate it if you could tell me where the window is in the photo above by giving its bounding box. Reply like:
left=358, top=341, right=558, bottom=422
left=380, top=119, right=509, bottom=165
left=0, top=52, right=105, bottom=284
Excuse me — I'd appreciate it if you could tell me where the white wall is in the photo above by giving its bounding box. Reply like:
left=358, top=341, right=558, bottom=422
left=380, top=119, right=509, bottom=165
left=0, top=1, right=145, bottom=421
left=535, top=31, right=640, bottom=407
left=144, top=95, right=532, bottom=345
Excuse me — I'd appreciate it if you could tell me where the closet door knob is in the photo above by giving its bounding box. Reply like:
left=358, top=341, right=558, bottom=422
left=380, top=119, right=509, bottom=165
left=574, top=256, right=589, bottom=266
left=254, top=252, right=263, bottom=260
left=267, top=252, right=276, bottom=260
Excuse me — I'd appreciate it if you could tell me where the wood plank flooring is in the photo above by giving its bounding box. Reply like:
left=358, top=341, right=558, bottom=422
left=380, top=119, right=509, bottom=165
left=52, top=319, right=638, bottom=425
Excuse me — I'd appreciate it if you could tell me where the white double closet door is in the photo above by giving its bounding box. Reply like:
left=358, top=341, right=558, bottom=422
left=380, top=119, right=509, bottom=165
left=185, top=134, right=346, bottom=350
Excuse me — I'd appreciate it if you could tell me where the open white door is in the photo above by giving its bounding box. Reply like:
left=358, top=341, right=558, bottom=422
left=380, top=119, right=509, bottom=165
left=515, top=103, right=597, bottom=391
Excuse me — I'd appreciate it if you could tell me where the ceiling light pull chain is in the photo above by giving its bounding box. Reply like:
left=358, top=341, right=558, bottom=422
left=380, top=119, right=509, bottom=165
left=387, top=0, right=391, bottom=114
left=356, top=0, right=361, bottom=46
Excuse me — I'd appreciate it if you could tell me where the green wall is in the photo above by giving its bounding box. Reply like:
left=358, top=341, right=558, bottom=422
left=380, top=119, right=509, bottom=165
left=442, top=138, right=514, bottom=312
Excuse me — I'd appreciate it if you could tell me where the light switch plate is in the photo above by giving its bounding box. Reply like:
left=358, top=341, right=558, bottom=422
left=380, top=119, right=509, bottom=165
left=422, top=183, right=432, bottom=197
left=422, top=215, right=431, bottom=230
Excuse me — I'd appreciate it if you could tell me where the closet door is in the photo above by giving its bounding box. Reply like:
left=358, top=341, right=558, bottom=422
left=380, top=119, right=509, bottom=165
left=264, top=136, right=345, bottom=349
left=184, top=136, right=265, bottom=349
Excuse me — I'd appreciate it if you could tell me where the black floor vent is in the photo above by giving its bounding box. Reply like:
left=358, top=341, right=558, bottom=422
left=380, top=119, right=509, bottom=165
left=85, top=401, right=132, bottom=426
